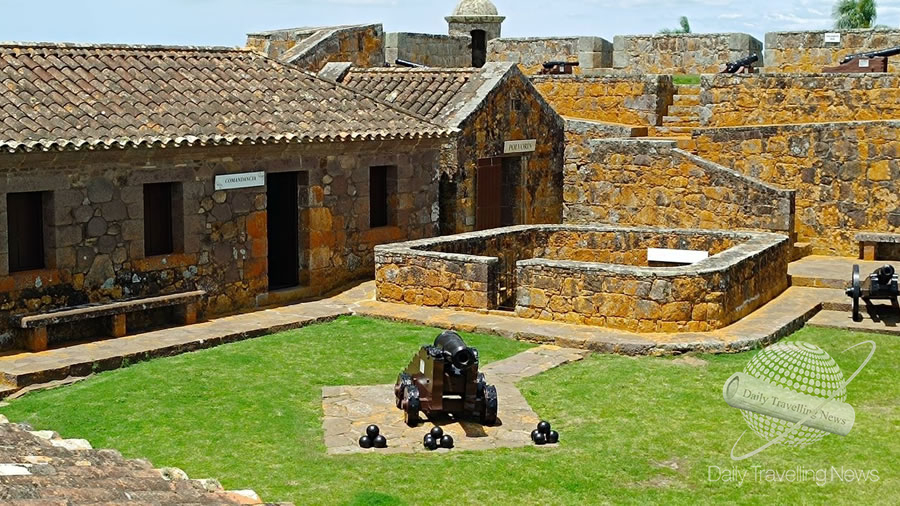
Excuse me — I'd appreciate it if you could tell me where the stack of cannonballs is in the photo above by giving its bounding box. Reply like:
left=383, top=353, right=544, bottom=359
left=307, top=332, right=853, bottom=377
left=358, top=425, right=388, bottom=449
left=531, top=420, right=559, bottom=445
left=423, top=426, right=454, bottom=451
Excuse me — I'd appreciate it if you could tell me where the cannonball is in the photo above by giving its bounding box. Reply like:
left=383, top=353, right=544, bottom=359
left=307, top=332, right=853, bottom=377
left=533, top=432, right=547, bottom=445
left=537, top=421, right=551, bottom=434
left=373, top=435, right=388, bottom=448
left=366, top=425, right=380, bottom=438
left=531, top=429, right=540, bottom=442
left=358, top=435, right=373, bottom=449
left=547, top=430, right=559, bottom=444
left=423, top=435, right=438, bottom=451
left=440, top=435, right=454, bottom=449
left=430, top=426, right=444, bottom=439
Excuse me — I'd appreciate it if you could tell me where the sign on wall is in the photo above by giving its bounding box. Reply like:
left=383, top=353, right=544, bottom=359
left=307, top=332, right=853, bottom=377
left=214, top=171, right=266, bottom=191
left=504, top=139, right=537, bottom=154
left=824, top=33, right=841, bottom=44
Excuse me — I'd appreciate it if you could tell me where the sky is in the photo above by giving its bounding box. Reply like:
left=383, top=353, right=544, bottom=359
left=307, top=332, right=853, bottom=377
left=0, top=0, right=899, bottom=47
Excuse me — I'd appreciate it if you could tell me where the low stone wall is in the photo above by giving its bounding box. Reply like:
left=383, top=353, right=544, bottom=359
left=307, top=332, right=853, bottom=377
left=564, top=118, right=647, bottom=167
left=488, top=37, right=612, bottom=75
left=613, top=33, right=762, bottom=74
left=385, top=33, right=472, bottom=68
left=693, top=121, right=900, bottom=256
left=765, top=29, right=900, bottom=73
left=531, top=74, right=674, bottom=126
left=375, top=225, right=790, bottom=333
left=517, top=228, right=789, bottom=332
left=564, top=139, right=795, bottom=236
left=698, top=73, right=900, bottom=127
left=247, top=24, right=384, bottom=72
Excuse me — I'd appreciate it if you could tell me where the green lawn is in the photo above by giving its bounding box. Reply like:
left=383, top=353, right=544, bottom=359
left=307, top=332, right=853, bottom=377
left=673, top=74, right=701, bottom=86
left=2, top=318, right=897, bottom=505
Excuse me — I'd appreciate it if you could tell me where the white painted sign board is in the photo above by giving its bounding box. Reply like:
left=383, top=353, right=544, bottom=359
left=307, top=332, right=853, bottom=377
left=504, top=139, right=537, bottom=154
left=824, top=33, right=841, bottom=44
left=859, top=59, right=870, bottom=68
left=215, top=171, right=266, bottom=191
left=647, top=248, right=709, bottom=265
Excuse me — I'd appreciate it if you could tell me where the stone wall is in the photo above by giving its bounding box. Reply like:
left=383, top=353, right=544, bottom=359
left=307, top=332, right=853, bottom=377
left=385, top=33, right=472, bottom=68
left=375, top=225, right=790, bottom=332
left=441, top=67, right=565, bottom=234
left=0, top=139, right=442, bottom=348
left=693, top=121, right=900, bottom=256
left=487, top=37, right=612, bottom=75
left=699, top=73, right=900, bottom=127
left=516, top=228, right=790, bottom=332
left=530, top=74, right=674, bottom=127
left=613, top=33, right=762, bottom=74
left=564, top=139, right=795, bottom=236
left=765, top=29, right=900, bottom=73
left=246, top=24, right=384, bottom=71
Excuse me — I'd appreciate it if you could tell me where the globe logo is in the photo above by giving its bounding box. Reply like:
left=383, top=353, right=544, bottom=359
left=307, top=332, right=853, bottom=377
left=741, top=342, right=846, bottom=448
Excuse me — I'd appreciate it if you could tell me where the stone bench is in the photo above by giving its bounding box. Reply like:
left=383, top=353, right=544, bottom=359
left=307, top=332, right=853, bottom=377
left=12, top=291, right=205, bottom=352
left=857, top=233, right=900, bottom=261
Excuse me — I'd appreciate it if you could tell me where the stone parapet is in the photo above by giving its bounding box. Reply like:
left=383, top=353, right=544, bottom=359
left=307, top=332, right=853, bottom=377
left=698, top=73, right=900, bottom=127
left=247, top=24, right=384, bottom=72
left=693, top=120, right=900, bottom=256
left=613, top=33, right=762, bottom=74
left=764, top=29, right=900, bottom=73
left=530, top=74, right=674, bottom=126
left=385, top=32, right=472, bottom=68
left=488, top=37, right=612, bottom=75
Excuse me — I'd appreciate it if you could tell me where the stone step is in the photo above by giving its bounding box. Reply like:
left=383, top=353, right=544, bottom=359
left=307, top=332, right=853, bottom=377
left=662, top=115, right=700, bottom=127
left=0, top=383, right=18, bottom=400
left=791, top=242, right=812, bottom=262
left=651, top=126, right=696, bottom=137
left=675, top=85, right=701, bottom=95
left=673, top=94, right=700, bottom=106
left=666, top=105, right=701, bottom=117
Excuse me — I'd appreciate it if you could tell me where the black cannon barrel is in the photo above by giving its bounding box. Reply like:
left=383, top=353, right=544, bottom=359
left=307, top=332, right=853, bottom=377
left=876, top=264, right=896, bottom=283
left=840, top=46, right=900, bottom=64
left=434, top=330, right=475, bottom=370
left=395, top=59, right=426, bottom=68
left=543, top=61, right=580, bottom=68
left=722, top=53, right=758, bottom=74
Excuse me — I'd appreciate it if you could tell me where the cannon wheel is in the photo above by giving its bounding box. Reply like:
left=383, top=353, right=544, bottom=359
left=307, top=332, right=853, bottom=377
left=482, top=384, right=498, bottom=426
left=394, top=372, right=413, bottom=409
left=850, top=264, right=862, bottom=322
left=403, top=384, right=420, bottom=427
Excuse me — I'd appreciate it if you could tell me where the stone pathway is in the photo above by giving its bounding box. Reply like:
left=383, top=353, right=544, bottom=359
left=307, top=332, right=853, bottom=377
left=789, top=255, right=885, bottom=289
left=321, top=345, right=588, bottom=455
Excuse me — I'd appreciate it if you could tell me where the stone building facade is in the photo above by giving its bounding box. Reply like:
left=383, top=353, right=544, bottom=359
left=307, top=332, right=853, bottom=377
left=322, top=62, right=565, bottom=235
left=0, top=43, right=449, bottom=350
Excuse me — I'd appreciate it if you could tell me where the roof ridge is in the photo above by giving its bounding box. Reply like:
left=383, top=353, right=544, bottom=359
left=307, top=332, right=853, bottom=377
left=0, top=41, right=251, bottom=52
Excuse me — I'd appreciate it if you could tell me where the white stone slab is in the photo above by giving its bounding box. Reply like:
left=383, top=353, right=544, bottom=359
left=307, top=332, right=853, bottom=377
left=647, top=248, right=709, bottom=265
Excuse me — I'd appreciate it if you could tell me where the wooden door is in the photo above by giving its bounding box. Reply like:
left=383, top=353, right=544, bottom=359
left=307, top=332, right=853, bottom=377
left=476, top=160, right=502, bottom=231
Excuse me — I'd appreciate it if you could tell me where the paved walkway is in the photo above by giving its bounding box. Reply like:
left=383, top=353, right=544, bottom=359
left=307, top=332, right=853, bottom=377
left=0, top=257, right=888, bottom=397
left=321, top=345, right=588, bottom=455
left=789, top=255, right=884, bottom=289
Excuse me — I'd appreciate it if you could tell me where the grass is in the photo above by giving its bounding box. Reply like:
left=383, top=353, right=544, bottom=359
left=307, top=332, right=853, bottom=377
left=2, top=319, right=897, bottom=505
left=673, top=74, right=701, bottom=86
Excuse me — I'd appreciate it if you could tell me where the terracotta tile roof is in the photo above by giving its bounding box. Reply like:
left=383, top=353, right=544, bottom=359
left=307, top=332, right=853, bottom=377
left=333, top=63, right=518, bottom=129
left=0, top=43, right=451, bottom=153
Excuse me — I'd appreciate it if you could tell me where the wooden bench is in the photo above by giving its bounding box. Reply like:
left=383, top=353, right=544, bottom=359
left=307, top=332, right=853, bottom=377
left=12, top=291, right=205, bottom=352
left=647, top=248, right=709, bottom=267
left=857, top=233, right=900, bottom=261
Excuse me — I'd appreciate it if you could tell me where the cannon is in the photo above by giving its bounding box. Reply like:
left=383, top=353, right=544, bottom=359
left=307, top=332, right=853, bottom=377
left=824, top=46, right=900, bottom=73
left=394, top=330, right=498, bottom=427
left=721, top=53, right=758, bottom=74
left=539, top=61, right=579, bottom=75
left=846, top=264, right=899, bottom=321
left=394, top=59, right=426, bottom=68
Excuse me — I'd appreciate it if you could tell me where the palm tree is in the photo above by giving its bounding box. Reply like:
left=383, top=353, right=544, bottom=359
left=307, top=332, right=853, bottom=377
left=659, top=16, right=692, bottom=35
left=833, top=0, right=878, bottom=29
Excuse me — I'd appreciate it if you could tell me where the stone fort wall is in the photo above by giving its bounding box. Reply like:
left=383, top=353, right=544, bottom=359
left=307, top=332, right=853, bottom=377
left=765, top=29, right=900, bottom=73
left=563, top=139, right=795, bottom=236
left=385, top=33, right=472, bottom=67
left=531, top=74, right=674, bottom=127
left=487, top=37, right=612, bottom=75
left=247, top=24, right=384, bottom=72
left=613, top=33, right=762, bottom=74
left=693, top=120, right=900, bottom=257
left=698, top=73, right=900, bottom=127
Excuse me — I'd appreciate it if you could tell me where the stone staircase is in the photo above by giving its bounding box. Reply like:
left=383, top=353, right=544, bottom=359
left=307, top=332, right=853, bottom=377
left=653, top=84, right=702, bottom=140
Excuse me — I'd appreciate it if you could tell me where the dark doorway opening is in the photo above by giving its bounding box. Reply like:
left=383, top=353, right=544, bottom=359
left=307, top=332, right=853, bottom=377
left=7, top=192, right=45, bottom=272
left=267, top=171, right=300, bottom=290
left=471, top=30, right=487, bottom=68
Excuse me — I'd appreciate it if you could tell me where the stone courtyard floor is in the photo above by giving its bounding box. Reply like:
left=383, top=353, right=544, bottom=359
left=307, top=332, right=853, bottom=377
left=322, top=345, right=588, bottom=454
left=1, top=256, right=897, bottom=399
